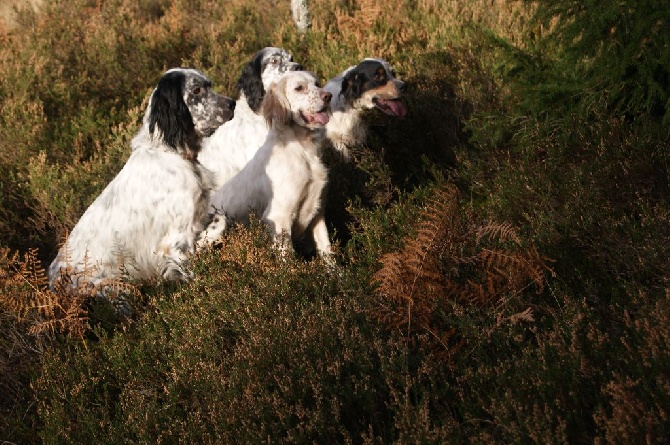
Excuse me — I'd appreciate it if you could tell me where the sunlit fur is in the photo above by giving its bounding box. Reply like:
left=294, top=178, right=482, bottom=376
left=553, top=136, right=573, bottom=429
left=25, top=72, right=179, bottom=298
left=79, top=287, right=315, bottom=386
left=49, top=68, right=234, bottom=291
left=198, top=47, right=303, bottom=190
left=199, top=71, right=334, bottom=260
left=324, top=58, right=407, bottom=159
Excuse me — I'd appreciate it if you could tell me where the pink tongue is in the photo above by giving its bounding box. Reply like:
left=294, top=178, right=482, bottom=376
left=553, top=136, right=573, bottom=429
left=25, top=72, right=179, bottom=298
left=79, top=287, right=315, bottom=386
left=308, top=112, right=330, bottom=125
left=385, top=99, right=407, bottom=117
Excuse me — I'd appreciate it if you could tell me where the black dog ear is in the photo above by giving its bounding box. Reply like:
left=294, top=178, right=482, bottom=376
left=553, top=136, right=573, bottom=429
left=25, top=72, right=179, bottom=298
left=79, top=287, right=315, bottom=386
left=341, top=70, right=363, bottom=104
left=236, top=52, right=265, bottom=113
left=149, top=71, right=197, bottom=151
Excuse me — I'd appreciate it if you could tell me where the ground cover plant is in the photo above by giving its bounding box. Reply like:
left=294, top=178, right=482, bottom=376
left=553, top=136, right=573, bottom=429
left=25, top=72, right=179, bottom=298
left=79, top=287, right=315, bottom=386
left=1, top=0, right=668, bottom=443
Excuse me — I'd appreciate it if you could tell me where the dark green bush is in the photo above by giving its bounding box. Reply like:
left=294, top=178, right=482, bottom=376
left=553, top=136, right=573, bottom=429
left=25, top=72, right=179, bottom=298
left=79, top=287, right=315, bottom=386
left=494, top=0, right=670, bottom=126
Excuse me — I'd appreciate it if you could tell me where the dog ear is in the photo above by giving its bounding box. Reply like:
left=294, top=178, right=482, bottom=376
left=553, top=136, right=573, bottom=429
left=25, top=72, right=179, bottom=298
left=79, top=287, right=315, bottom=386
left=149, top=70, right=197, bottom=151
left=262, top=82, right=292, bottom=127
left=236, top=52, right=265, bottom=112
left=341, top=69, right=363, bottom=104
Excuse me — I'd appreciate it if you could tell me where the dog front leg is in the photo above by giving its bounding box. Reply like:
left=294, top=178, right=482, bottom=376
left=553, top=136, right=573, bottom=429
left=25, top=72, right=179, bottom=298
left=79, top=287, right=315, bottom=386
left=264, top=214, right=294, bottom=256
left=310, top=212, right=332, bottom=260
left=158, top=232, right=194, bottom=281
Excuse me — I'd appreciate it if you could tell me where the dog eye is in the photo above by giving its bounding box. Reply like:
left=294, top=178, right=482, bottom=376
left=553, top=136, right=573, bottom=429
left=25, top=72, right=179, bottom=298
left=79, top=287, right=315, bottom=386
left=374, top=73, right=386, bottom=81
left=295, top=85, right=305, bottom=92
left=192, top=87, right=203, bottom=95
left=270, top=57, right=280, bottom=65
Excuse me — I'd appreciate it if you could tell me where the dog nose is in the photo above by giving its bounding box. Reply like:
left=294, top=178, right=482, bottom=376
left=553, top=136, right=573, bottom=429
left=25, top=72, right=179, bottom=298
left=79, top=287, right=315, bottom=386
left=398, top=81, right=407, bottom=93
left=290, top=63, right=303, bottom=71
left=221, top=96, right=235, bottom=110
left=321, top=91, right=332, bottom=103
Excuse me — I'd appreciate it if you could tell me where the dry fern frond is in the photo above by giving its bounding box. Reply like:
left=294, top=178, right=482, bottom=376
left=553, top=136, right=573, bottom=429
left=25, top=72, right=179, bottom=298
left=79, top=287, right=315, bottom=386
left=372, top=185, right=465, bottom=359
left=0, top=248, right=89, bottom=338
left=476, top=221, right=522, bottom=246
left=372, top=184, right=551, bottom=361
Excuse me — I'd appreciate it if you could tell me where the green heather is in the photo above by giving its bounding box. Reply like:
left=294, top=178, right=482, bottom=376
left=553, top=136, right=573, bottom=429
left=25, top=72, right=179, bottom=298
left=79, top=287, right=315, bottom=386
left=1, top=0, right=668, bottom=443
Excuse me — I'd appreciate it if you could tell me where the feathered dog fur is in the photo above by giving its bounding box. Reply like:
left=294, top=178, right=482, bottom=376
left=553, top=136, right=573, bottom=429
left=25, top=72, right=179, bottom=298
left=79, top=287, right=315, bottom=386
left=199, top=71, right=333, bottom=258
left=198, top=47, right=303, bottom=190
left=324, top=58, right=407, bottom=158
left=49, top=68, right=234, bottom=291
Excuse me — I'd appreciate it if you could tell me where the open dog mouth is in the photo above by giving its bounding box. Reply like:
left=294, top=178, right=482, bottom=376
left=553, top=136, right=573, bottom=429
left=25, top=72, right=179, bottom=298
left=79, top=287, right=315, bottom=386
left=373, top=97, right=407, bottom=117
left=301, top=109, right=330, bottom=126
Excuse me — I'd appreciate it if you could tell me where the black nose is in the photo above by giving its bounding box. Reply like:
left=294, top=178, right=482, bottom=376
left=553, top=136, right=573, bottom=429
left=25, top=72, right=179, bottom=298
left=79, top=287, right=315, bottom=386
left=291, top=63, right=304, bottom=71
left=220, top=96, right=235, bottom=110
left=398, top=81, right=407, bottom=93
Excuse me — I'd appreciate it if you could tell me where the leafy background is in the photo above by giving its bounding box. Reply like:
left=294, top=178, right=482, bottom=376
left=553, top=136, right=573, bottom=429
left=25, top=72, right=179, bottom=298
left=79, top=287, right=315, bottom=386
left=0, top=0, right=668, bottom=443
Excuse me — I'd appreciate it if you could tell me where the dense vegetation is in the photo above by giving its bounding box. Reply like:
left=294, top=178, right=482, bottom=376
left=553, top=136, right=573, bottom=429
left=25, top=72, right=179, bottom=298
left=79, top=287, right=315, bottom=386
left=1, top=0, right=668, bottom=443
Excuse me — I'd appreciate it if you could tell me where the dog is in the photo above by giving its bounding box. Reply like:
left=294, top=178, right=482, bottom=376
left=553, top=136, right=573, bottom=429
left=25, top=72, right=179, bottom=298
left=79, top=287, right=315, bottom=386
left=199, top=71, right=333, bottom=260
left=49, top=68, right=234, bottom=292
left=198, top=47, right=303, bottom=190
left=324, top=58, right=407, bottom=159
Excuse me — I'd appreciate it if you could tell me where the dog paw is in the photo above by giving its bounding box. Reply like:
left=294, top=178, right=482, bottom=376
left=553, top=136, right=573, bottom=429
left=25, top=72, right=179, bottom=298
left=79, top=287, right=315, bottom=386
left=196, top=214, right=228, bottom=249
left=162, top=266, right=193, bottom=283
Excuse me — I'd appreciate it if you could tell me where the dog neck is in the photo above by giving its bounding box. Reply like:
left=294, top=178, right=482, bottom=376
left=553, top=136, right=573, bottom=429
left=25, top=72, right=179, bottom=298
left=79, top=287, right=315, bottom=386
left=173, top=131, right=201, bottom=162
left=273, top=121, right=325, bottom=150
left=325, top=104, right=366, bottom=156
left=236, top=93, right=258, bottom=116
left=323, top=78, right=367, bottom=156
left=182, top=146, right=199, bottom=162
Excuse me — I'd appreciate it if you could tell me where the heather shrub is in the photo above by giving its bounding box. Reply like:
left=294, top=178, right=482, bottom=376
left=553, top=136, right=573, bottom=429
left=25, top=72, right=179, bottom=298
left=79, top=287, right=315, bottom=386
left=593, top=290, right=670, bottom=444
left=35, top=223, right=407, bottom=444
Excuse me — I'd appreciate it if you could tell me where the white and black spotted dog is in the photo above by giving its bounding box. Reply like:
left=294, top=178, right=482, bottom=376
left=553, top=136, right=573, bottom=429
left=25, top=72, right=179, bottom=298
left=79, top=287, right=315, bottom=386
left=199, top=71, right=333, bottom=259
left=49, top=68, right=235, bottom=292
left=198, top=47, right=303, bottom=190
left=324, top=58, right=407, bottom=159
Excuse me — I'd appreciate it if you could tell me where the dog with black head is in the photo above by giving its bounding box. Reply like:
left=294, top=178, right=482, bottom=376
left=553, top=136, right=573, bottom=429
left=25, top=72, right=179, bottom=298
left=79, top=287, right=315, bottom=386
left=324, top=58, right=407, bottom=159
left=49, top=68, right=234, bottom=296
left=198, top=47, right=304, bottom=190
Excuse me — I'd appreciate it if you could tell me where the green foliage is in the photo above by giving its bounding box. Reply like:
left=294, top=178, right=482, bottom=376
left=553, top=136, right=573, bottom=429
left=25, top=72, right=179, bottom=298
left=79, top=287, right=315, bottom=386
left=512, top=0, right=670, bottom=123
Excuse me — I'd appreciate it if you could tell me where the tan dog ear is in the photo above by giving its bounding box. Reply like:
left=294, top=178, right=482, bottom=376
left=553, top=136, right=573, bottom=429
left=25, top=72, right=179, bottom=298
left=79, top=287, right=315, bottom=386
left=262, top=81, right=292, bottom=127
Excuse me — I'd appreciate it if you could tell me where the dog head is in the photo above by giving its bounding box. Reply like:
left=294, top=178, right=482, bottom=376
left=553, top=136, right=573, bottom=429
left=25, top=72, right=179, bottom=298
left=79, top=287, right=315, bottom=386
left=149, top=68, right=235, bottom=157
left=341, top=58, right=407, bottom=117
left=262, top=71, right=332, bottom=130
left=236, top=47, right=303, bottom=113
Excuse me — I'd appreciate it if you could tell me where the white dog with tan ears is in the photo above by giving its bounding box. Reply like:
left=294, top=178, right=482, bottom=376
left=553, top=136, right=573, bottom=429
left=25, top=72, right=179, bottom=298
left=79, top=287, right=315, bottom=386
left=199, top=71, right=334, bottom=260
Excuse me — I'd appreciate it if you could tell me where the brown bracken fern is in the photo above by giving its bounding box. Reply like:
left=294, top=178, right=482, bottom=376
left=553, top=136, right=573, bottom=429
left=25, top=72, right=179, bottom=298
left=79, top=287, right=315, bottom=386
left=373, top=184, right=551, bottom=360
left=0, top=247, right=89, bottom=337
